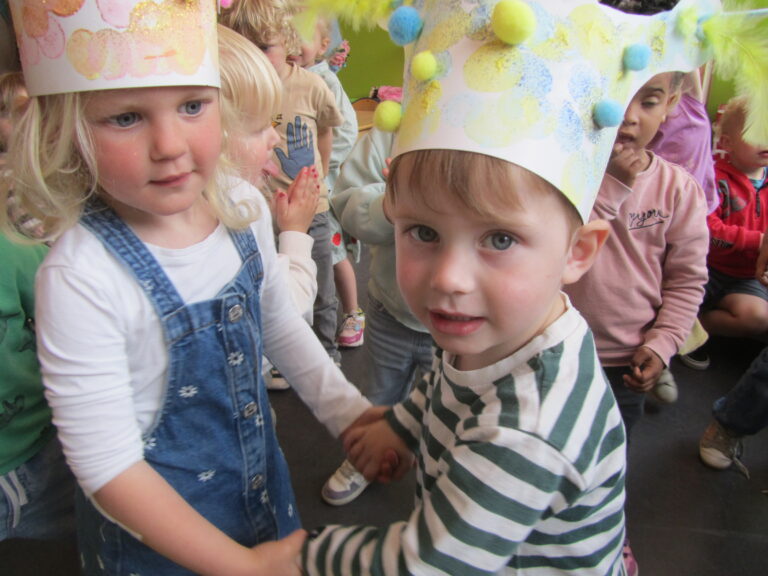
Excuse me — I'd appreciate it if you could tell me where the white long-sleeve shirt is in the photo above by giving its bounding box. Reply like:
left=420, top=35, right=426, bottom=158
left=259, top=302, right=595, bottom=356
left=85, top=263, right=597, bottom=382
left=36, top=180, right=370, bottom=495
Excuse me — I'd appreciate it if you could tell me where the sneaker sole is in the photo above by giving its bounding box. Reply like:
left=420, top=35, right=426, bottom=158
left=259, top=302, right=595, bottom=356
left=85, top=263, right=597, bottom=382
left=321, top=484, right=369, bottom=506
left=699, top=447, right=733, bottom=469
left=337, top=338, right=364, bottom=349
left=679, top=355, right=710, bottom=370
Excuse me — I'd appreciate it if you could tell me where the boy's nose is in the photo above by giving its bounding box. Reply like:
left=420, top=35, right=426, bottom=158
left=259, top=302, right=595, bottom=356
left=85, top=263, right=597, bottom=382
left=430, top=247, right=475, bottom=295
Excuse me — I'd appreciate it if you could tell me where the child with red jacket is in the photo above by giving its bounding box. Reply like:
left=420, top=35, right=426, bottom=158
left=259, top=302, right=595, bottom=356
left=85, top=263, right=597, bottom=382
left=697, top=97, right=768, bottom=345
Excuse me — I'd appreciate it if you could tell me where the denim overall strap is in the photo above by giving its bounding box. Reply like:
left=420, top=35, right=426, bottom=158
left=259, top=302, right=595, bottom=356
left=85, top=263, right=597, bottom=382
left=77, top=202, right=299, bottom=576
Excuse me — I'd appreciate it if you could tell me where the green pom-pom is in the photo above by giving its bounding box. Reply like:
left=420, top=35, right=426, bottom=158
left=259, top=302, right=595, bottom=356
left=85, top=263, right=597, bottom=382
left=374, top=100, right=403, bottom=132
left=411, top=50, right=438, bottom=81
left=492, top=0, right=536, bottom=45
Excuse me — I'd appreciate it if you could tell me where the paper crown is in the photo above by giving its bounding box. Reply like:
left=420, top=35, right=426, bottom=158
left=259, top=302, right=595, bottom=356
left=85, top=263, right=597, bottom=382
left=304, top=0, right=768, bottom=221
left=9, top=0, right=220, bottom=97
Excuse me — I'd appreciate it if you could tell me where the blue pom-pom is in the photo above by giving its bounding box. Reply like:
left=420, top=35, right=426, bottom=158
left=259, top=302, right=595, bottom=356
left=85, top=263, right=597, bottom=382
left=623, top=44, right=651, bottom=71
left=388, top=6, right=423, bottom=46
left=593, top=100, right=624, bottom=128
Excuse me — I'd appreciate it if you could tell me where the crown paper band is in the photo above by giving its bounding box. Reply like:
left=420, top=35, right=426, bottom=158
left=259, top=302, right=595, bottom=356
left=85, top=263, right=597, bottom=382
left=302, top=0, right=768, bottom=222
left=10, top=0, right=220, bottom=96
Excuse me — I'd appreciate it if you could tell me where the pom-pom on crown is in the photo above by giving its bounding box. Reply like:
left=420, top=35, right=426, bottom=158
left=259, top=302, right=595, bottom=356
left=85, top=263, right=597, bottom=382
left=623, top=44, right=651, bottom=71
left=492, top=0, right=537, bottom=45
left=388, top=5, right=423, bottom=46
left=411, top=50, right=438, bottom=82
left=374, top=100, right=403, bottom=132
left=593, top=100, right=624, bottom=129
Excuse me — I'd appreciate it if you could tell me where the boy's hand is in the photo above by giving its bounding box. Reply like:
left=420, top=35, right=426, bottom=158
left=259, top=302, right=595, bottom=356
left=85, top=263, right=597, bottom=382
left=344, top=419, right=414, bottom=483
left=273, top=166, right=320, bottom=233
left=245, top=529, right=306, bottom=576
left=756, top=232, right=768, bottom=286
left=623, top=346, right=664, bottom=393
left=607, top=144, right=645, bottom=189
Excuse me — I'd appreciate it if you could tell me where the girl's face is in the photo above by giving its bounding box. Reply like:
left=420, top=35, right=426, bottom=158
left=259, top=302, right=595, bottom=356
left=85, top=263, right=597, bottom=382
left=230, top=120, right=281, bottom=188
left=84, top=86, right=221, bottom=227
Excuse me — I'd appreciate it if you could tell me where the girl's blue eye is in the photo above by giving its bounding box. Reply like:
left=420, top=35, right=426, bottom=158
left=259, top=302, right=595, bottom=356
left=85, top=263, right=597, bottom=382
left=486, top=232, right=515, bottom=251
left=183, top=100, right=204, bottom=115
left=112, top=112, right=139, bottom=127
left=410, top=225, right=438, bottom=243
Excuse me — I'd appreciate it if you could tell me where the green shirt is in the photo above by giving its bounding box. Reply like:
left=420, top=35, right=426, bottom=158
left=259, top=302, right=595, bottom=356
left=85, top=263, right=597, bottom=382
left=0, top=233, right=52, bottom=473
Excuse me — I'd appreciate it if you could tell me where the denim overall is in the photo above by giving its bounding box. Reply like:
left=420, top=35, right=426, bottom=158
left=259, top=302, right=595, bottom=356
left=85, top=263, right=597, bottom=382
left=76, top=202, right=300, bottom=575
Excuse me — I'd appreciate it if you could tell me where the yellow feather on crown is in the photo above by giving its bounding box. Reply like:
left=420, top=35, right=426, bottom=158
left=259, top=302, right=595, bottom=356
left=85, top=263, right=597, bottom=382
left=702, top=1, right=768, bottom=144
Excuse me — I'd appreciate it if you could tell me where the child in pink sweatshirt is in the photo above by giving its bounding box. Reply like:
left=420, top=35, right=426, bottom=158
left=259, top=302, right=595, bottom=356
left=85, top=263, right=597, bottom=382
left=565, top=72, right=709, bottom=436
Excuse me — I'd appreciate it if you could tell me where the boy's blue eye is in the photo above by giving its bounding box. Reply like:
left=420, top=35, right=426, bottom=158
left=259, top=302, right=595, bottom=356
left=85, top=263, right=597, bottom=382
left=485, top=232, right=515, bottom=250
left=411, top=225, right=438, bottom=243
left=112, top=112, right=140, bottom=127
left=183, top=100, right=204, bottom=115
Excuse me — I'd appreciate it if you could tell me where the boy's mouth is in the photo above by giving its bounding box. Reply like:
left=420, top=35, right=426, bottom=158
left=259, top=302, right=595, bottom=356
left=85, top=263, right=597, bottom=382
left=429, top=309, right=484, bottom=336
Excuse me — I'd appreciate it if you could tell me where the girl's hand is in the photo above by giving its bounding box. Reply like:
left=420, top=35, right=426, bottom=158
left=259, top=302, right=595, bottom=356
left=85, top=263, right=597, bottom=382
left=623, top=346, right=664, bottom=393
left=245, top=529, right=307, bottom=576
left=274, top=167, right=320, bottom=234
left=344, top=419, right=414, bottom=483
left=607, top=144, right=645, bottom=189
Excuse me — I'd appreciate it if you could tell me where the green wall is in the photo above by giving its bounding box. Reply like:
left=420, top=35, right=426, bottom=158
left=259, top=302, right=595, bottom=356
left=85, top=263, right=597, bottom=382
left=337, top=24, right=404, bottom=101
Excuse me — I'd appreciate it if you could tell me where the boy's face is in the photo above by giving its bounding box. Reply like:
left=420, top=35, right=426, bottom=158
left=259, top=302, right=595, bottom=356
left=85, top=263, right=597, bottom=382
left=615, top=73, right=678, bottom=153
left=721, top=126, right=768, bottom=179
left=389, top=169, right=579, bottom=371
left=291, top=25, right=328, bottom=68
left=84, top=85, right=221, bottom=226
left=230, top=120, right=281, bottom=188
left=260, top=35, right=289, bottom=76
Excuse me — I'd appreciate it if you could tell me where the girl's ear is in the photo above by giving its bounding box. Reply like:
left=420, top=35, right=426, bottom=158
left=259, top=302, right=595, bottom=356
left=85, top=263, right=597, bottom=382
left=562, top=219, right=611, bottom=285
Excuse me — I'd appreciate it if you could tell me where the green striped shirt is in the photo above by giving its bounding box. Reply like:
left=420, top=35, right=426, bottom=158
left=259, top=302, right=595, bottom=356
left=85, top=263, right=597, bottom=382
left=303, top=303, right=627, bottom=575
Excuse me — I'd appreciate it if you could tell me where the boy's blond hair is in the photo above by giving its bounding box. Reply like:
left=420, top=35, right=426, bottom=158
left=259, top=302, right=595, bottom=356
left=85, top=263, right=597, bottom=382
left=219, top=0, right=300, bottom=57
left=387, top=149, right=583, bottom=233
left=716, top=96, right=749, bottom=141
left=0, top=87, right=250, bottom=243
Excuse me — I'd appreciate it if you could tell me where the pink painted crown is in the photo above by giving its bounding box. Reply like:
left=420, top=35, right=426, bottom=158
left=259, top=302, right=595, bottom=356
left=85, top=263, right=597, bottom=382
left=9, top=0, right=220, bottom=96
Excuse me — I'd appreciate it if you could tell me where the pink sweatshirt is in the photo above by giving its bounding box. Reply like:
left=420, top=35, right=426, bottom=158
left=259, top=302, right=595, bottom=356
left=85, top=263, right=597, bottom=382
left=565, top=153, right=709, bottom=367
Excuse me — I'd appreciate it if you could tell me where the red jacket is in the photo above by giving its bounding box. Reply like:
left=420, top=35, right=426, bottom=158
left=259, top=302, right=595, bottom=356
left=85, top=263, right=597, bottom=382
left=706, top=158, right=768, bottom=278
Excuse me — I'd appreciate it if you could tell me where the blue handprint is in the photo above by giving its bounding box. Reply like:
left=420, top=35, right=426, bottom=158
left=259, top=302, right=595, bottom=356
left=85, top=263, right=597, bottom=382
left=275, top=116, right=316, bottom=180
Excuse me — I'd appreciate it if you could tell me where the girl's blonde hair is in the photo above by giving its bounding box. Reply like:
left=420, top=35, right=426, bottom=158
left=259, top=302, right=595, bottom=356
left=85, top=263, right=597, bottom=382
left=219, top=0, right=300, bottom=57
left=218, top=24, right=281, bottom=149
left=1, top=82, right=254, bottom=243
left=387, top=149, right=583, bottom=231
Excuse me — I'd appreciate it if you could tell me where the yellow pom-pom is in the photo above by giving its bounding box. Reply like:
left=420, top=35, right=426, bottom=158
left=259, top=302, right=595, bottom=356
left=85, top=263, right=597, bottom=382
left=374, top=100, right=402, bottom=132
left=492, top=0, right=536, bottom=45
left=411, top=50, right=438, bottom=82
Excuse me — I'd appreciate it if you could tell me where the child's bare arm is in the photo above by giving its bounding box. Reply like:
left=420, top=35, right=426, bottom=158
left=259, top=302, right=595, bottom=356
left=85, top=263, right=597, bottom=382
left=623, top=346, right=664, bottom=392
left=317, top=126, right=333, bottom=178
left=273, top=166, right=320, bottom=233
left=94, top=461, right=305, bottom=576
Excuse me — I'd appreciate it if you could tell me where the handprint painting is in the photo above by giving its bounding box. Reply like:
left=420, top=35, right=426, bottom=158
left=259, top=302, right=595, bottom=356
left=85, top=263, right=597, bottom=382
left=9, top=0, right=220, bottom=96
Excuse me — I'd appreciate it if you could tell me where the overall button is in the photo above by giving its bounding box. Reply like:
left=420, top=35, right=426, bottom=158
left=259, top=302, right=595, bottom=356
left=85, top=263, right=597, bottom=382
left=250, top=475, right=264, bottom=490
left=242, top=402, right=258, bottom=418
left=228, top=304, right=244, bottom=322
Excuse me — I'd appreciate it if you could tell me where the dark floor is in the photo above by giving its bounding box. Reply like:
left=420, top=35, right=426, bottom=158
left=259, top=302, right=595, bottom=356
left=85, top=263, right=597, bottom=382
left=3, top=245, right=767, bottom=575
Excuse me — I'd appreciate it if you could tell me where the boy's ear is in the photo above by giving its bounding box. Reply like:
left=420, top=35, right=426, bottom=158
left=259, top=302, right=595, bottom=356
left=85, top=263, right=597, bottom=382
left=562, top=219, right=611, bottom=285
left=320, top=36, right=332, bottom=55
left=718, top=133, right=733, bottom=152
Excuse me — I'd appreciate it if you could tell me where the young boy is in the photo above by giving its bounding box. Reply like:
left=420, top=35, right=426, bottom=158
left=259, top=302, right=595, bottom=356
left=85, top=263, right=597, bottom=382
left=686, top=97, right=768, bottom=365
left=220, top=0, right=345, bottom=368
left=566, top=72, right=709, bottom=436
left=296, top=0, right=732, bottom=572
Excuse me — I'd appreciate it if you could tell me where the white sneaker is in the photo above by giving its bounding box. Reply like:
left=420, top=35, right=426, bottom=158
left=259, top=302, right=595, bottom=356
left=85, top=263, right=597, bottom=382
left=652, top=368, right=678, bottom=404
left=321, top=459, right=370, bottom=506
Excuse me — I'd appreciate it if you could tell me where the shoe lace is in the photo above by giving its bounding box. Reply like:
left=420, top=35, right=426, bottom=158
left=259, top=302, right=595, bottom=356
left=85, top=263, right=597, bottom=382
left=712, top=424, right=750, bottom=479
left=339, top=460, right=363, bottom=483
